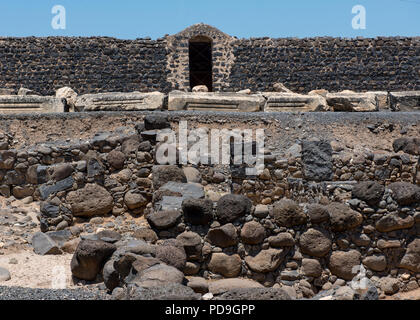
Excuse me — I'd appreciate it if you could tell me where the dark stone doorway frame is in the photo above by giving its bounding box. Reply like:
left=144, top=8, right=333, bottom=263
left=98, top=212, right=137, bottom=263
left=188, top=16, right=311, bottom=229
left=189, top=37, right=213, bottom=91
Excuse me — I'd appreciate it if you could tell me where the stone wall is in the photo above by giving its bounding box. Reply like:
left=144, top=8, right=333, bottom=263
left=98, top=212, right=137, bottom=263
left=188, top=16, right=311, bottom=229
left=0, top=28, right=419, bottom=95
left=229, top=37, right=420, bottom=93
left=0, top=111, right=419, bottom=299
left=0, top=37, right=170, bottom=95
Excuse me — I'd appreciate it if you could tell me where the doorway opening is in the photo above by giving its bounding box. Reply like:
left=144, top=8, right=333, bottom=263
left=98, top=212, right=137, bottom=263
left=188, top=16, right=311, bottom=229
left=189, top=36, right=213, bottom=92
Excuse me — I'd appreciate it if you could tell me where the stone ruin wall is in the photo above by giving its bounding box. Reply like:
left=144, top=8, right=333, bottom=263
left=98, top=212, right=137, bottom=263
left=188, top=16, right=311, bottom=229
left=0, top=112, right=419, bottom=298
left=0, top=32, right=419, bottom=95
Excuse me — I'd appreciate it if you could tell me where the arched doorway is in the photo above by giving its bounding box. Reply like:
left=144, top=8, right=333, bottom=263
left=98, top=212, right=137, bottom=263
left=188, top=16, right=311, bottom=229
left=189, top=36, right=213, bottom=92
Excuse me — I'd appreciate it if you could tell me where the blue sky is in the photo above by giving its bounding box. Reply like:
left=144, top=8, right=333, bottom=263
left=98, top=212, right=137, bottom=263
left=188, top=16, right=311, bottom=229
left=0, top=0, right=419, bottom=39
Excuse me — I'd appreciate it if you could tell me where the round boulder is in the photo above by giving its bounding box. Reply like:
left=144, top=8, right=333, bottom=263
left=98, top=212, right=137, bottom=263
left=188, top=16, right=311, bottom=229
left=155, top=242, right=187, bottom=271
left=328, top=250, right=361, bottom=281
left=106, top=150, right=125, bottom=170
left=245, top=249, right=284, bottom=273
left=327, top=203, right=363, bottom=232
left=299, top=228, right=332, bottom=258
left=216, top=194, right=252, bottom=224
left=352, top=181, right=385, bottom=206
left=152, top=165, right=187, bottom=190
left=301, top=258, right=322, bottom=278
left=176, top=231, right=203, bottom=261
left=240, top=221, right=265, bottom=245
left=66, top=184, right=113, bottom=217
left=146, top=210, right=181, bottom=230
left=70, top=240, right=116, bottom=281
left=182, top=198, right=213, bottom=225
left=124, top=190, right=148, bottom=210
left=271, top=199, right=307, bottom=227
left=208, top=253, right=242, bottom=278
left=306, top=204, right=330, bottom=224
left=388, top=182, right=420, bottom=206
left=206, top=223, right=238, bottom=248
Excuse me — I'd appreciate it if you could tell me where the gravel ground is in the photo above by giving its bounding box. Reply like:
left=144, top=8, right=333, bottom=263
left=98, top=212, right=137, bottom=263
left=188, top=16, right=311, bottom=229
left=0, top=286, right=110, bottom=300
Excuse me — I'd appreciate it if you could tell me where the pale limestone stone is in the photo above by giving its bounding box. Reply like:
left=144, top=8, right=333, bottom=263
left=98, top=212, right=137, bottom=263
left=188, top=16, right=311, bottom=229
left=75, top=91, right=164, bottom=111
left=263, top=93, right=328, bottom=112
left=168, top=91, right=265, bottom=112
left=0, top=95, right=65, bottom=113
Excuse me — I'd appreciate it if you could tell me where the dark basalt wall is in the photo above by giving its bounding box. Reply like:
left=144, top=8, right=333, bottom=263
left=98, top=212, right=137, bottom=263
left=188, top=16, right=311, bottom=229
left=0, top=36, right=419, bottom=94
left=0, top=37, right=171, bottom=95
left=228, top=37, right=420, bottom=93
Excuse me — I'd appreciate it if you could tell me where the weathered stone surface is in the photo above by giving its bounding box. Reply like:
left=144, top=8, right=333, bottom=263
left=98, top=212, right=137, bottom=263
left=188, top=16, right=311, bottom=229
left=352, top=181, right=385, bottom=206
left=152, top=165, right=187, bottom=190
left=329, top=250, right=361, bottom=281
left=0, top=95, right=65, bottom=113
left=245, top=249, right=284, bottom=273
left=388, top=182, right=420, bottom=206
left=216, top=194, right=252, bottom=224
left=56, top=87, right=78, bottom=112
left=306, top=204, right=330, bottom=224
left=301, top=140, right=333, bottom=181
left=208, top=253, right=242, bottom=278
left=168, top=91, right=265, bottom=112
left=183, top=167, right=202, bottom=183
left=155, top=182, right=205, bottom=211
left=50, top=163, right=74, bottom=181
left=144, top=114, right=171, bottom=130
left=192, top=85, right=209, bottom=92
left=176, top=231, right=202, bottom=260
left=76, top=92, right=164, bottom=111
left=70, top=240, right=116, bottom=281
left=182, top=198, right=213, bottom=225
left=39, top=176, right=75, bottom=200
left=388, top=91, right=420, bottom=111
left=208, top=278, right=264, bottom=295
left=273, top=83, right=293, bottom=93
left=0, top=267, right=11, bottom=282
left=31, top=232, right=61, bottom=255
left=66, top=183, right=113, bottom=217
left=379, top=277, right=400, bottom=295
left=268, top=233, right=295, bottom=247
left=264, top=93, right=328, bottom=112
left=124, top=190, right=147, bottom=210
left=399, top=239, right=420, bottom=273
left=301, top=258, right=322, bottom=277
left=122, top=283, right=200, bottom=300
left=106, top=150, right=125, bottom=169
left=216, top=287, right=291, bottom=300
left=155, top=242, right=186, bottom=270
left=133, top=228, right=158, bottom=243
left=375, top=213, right=414, bottom=233
left=240, top=221, right=265, bottom=244
left=131, top=264, right=184, bottom=287
left=271, top=199, right=307, bottom=227
left=187, top=277, right=208, bottom=294
left=362, top=255, right=387, bottom=272
left=328, top=203, right=363, bottom=232
left=147, top=210, right=181, bottom=230
left=326, top=92, right=378, bottom=112
left=393, top=137, right=420, bottom=155
left=206, top=223, right=238, bottom=248
left=0, top=150, right=16, bottom=170
left=299, top=228, right=332, bottom=258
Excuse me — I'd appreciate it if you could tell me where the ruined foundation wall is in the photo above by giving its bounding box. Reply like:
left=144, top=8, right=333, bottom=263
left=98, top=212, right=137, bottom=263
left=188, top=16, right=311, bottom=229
left=0, top=112, right=419, bottom=294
